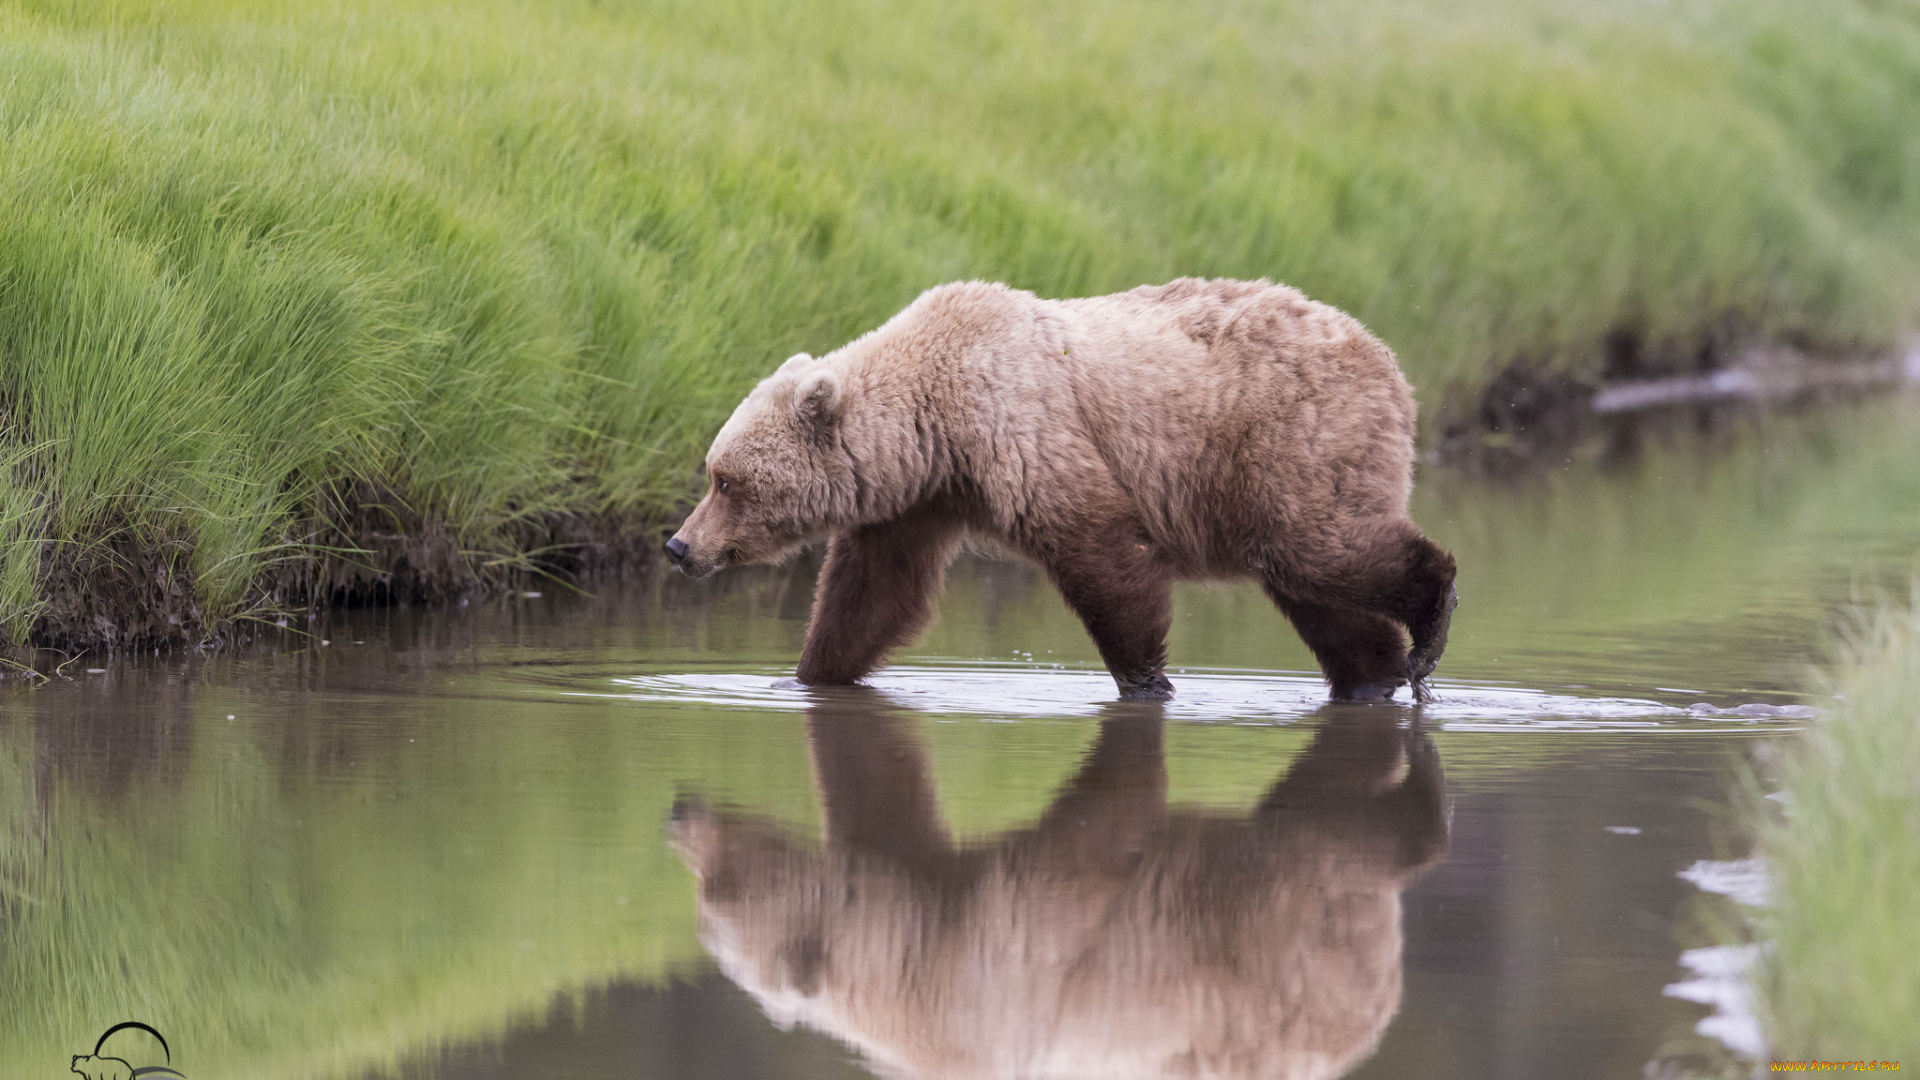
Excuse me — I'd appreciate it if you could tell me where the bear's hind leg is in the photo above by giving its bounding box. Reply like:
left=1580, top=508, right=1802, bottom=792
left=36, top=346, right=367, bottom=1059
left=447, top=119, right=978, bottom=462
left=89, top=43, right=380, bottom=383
left=1264, top=587, right=1408, bottom=702
left=797, top=511, right=963, bottom=686
left=1273, top=519, right=1458, bottom=702
left=1405, top=576, right=1458, bottom=701
left=1385, top=531, right=1458, bottom=702
left=1040, top=527, right=1174, bottom=700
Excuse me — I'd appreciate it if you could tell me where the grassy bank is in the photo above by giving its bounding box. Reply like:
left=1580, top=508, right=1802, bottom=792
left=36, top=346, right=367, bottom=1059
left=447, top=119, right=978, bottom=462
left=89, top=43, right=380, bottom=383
left=1749, top=595, right=1920, bottom=1058
left=4, top=0, right=1920, bottom=650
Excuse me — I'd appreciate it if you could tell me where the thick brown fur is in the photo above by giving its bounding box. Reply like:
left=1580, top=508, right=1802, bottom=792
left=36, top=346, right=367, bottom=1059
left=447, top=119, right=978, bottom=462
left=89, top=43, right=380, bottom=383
left=668, top=278, right=1458, bottom=701
left=669, top=694, right=1450, bottom=1080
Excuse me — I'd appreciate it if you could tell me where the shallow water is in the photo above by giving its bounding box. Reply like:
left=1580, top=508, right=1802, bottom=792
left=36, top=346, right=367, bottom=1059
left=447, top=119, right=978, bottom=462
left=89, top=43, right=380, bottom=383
left=7, top=400, right=1920, bottom=1079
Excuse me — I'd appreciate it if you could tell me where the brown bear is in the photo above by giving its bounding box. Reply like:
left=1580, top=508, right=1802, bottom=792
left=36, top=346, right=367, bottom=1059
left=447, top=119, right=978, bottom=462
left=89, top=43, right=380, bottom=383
left=665, top=278, right=1457, bottom=701
left=669, top=692, right=1450, bottom=1080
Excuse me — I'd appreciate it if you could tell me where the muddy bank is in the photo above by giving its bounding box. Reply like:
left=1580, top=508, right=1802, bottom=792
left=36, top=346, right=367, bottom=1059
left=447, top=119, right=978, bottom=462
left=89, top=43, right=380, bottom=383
left=9, top=342, right=1918, bottom=666
left=17, top=498, right=670, bottom=664
left=1434, top=341, right=1920, bottom=472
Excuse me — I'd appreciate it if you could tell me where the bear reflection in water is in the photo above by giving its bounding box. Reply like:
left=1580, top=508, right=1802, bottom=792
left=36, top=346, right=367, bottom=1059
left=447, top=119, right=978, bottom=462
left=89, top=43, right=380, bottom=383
left=669, top=692, right=1448, bottom=1080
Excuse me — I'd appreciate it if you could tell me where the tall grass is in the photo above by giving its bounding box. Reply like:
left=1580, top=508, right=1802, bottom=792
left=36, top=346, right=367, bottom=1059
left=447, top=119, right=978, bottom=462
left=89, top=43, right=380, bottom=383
left=4, top=0, right=1920, bottom=646
left=1749, top=593, right=1920, bottom=1058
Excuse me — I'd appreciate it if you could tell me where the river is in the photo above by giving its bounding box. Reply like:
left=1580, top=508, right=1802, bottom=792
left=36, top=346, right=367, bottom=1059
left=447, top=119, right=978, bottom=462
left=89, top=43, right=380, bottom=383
left=6, top=398, right=1920, bottom=1079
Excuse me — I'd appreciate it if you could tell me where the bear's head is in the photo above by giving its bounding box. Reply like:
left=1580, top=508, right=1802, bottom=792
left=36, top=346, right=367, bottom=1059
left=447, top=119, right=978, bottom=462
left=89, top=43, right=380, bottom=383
left=668, top=353, right=853, bottom=578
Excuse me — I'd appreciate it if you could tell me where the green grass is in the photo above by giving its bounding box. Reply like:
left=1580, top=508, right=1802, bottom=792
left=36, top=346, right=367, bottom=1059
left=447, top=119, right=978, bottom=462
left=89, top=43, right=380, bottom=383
left=4, top=0, right=1920, bottom=647
left=1749, top=593, right=1920, bottom=1059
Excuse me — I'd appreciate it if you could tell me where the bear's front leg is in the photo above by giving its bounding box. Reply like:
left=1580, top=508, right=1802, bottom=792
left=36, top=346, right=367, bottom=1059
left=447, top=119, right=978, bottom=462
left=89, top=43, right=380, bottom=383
left=1039, top=523, right=1175, bottom=700
left=1263, top=590, right=1408, bottom=702
left=797, top=510, right=964, bottom=686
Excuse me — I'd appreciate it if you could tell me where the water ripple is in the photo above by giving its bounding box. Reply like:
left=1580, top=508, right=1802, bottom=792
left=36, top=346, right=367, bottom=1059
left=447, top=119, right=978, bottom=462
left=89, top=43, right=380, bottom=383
left=558, top=661, right=1811, bottom=730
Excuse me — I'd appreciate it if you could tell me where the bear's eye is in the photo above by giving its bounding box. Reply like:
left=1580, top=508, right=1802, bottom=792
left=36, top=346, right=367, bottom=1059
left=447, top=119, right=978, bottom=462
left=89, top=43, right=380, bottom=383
left=716, top=478, right=732, bottom=495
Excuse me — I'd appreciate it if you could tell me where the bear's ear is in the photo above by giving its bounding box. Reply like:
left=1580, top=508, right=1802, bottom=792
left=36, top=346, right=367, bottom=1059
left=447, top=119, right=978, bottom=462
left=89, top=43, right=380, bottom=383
left=776, top=351, right=814, bottom=375
left=792, top=368, right=843, bottom=428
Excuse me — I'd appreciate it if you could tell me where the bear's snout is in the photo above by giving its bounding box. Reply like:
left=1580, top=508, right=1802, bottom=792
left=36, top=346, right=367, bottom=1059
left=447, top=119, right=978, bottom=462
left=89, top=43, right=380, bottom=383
left=665, top=533, right=726, bottom=578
